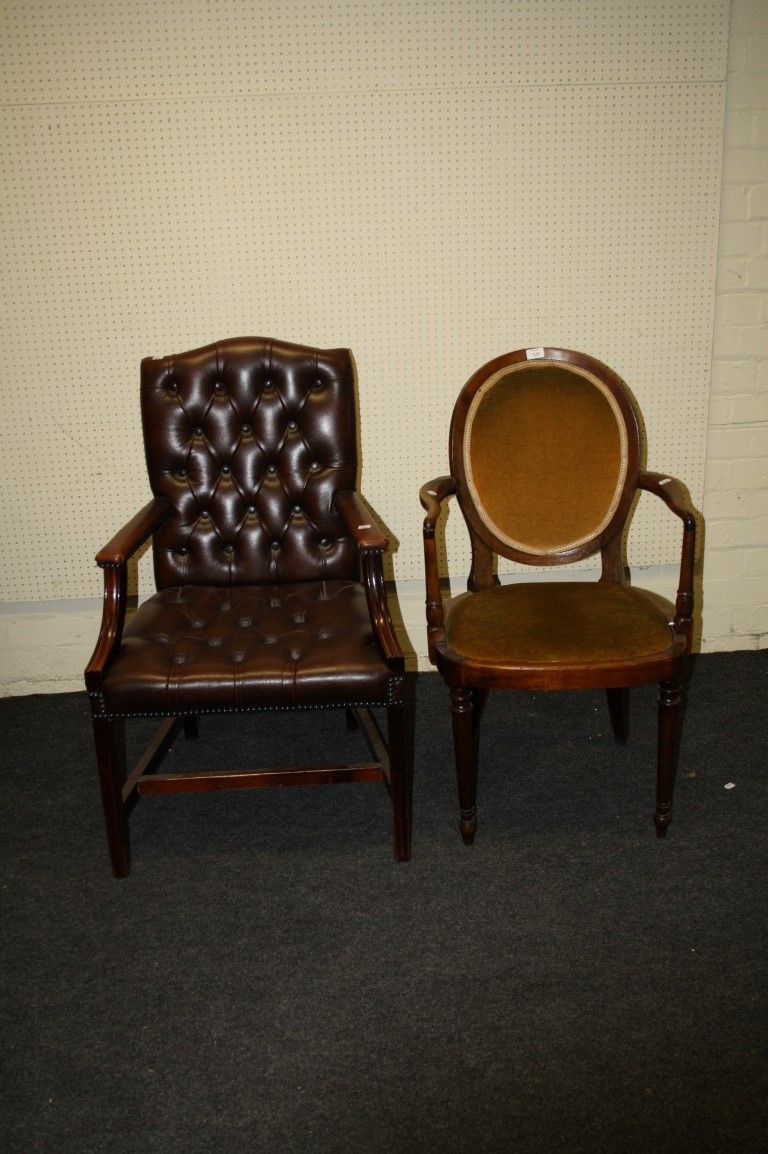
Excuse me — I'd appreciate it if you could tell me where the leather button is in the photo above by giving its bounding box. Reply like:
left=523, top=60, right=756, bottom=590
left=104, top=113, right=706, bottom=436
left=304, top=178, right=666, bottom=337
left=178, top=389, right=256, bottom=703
left=221, top=465, right=231, bottom=475
left=242, top=423, right=251, bottom=433
left=223, top=544, right=234, bottom=555
left=288, top=420, right=297, bottom=431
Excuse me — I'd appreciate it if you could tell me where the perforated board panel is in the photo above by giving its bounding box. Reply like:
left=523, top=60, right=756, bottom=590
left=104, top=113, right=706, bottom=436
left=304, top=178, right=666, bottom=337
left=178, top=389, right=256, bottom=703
left=0, top=1, right=729, bottom=600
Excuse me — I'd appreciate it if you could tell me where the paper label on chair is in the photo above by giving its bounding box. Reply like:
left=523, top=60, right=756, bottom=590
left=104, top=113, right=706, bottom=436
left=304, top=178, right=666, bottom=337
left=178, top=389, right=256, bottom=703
left=525, top=347, right=546, bottom=360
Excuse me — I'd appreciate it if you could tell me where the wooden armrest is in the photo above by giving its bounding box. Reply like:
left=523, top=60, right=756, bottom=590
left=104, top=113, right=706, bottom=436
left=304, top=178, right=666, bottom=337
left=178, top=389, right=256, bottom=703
left=419, top=476, right=456, bottom=664
left=638, top=471, right=699, bottom=651
left=96, top=497, right=171, bottom=566
left=420, top=476, right=456, bottom=534
left=638, top=472, right=697, bottom=527
left=86, top=497, right=170, bottom=689
left=335, top=490, right=389, bottom=551
left=334, top=491, right=402, bottom=666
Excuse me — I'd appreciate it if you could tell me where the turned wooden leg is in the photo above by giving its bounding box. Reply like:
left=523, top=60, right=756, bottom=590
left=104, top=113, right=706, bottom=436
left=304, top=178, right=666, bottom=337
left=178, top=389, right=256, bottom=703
left=387, top=697, right=412, bottom=862
left=92, top=717, right=131, bottom=878
left=472, top=688, right=489, bottom=740
left=451, top=686, right=478, bottom=845
left=654, top=678, right=682, bottom=838
left=606, top=687, right=630, bottom=744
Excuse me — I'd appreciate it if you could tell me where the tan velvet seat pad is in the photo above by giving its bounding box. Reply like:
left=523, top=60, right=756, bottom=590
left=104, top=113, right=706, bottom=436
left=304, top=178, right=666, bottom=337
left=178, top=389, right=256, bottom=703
left=445, top=582, right=675, bottom=669
left=100, top=581, right=393, bottom=715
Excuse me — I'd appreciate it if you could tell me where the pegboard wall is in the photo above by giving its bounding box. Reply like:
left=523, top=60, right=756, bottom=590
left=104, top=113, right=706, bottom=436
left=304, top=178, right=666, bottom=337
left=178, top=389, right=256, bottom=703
left=0, top=1, right=729, bottom=602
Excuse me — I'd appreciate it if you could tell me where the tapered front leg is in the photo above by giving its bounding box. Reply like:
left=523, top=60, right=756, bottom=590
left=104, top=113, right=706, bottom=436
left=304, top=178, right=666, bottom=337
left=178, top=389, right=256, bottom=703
left=654, top=678, right=682, bottom=838
left=606, top=687, right=629, bottom=744
left=182, top=715, right=199, bottom=739
left=387, top=696, right=412, bottom=862
left=92, top=717, right=131, bottom=877
left=451, top=686, right=478, bottom=845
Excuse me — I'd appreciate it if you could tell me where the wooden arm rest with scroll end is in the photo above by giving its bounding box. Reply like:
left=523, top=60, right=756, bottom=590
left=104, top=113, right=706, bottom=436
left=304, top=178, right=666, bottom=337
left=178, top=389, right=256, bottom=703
left=419, top=476, right=456, bottom=662
left=335, top=489, right=389, bottom=552
left=638, top=471, right=699, bottom=641
left=638, top=472, right=697, bottom=527
left=419, top=476, right=457, bottom=533
left=95, top=496, right=171, bottom=567
left=86, top=497, right=171, bottom=688
left=335, top=489, right=403, bottom=667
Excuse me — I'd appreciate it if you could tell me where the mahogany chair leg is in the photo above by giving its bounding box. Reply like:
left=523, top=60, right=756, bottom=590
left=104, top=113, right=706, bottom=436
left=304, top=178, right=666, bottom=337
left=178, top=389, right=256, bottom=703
left=345, top=707, right=359, bottom=732
left=387, top=697, right=412, bottom=861
left=92, top=717, right=131, bottom=878
left=606, top=687, right=630, bottom=744
left=182, top=715, right=199, bottom=739
left=654, top=677, right=682, bottom=839
left=472, top=688, right=489, bottom=739
left=451, top=686, right=478, bottom=845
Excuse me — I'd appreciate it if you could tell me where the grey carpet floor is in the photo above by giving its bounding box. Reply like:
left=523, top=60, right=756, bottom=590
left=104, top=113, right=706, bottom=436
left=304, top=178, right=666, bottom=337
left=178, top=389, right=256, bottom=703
left=2, top=652, right=767, bottom=1153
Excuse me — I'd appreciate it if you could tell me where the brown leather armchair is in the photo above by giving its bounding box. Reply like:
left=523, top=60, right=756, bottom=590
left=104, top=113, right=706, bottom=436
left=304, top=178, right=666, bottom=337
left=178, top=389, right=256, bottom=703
left=420, top=348, right=699, bottom=844
left=86, top=337, right=411, bottom=875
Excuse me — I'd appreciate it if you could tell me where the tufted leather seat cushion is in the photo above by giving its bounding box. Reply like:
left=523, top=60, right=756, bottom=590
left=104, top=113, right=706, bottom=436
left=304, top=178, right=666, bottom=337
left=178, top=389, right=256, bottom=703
left=99, top=581, right=395, bottom=716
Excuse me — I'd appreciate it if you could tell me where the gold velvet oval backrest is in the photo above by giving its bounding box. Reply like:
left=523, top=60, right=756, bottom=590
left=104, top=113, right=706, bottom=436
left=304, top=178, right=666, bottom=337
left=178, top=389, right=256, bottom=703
left=451, top=350, right=641, bottom=565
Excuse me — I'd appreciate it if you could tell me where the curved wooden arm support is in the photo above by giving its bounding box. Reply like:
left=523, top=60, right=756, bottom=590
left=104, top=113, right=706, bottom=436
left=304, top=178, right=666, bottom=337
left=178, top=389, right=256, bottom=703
left=639, top=471, right=699, bottom=651
left=335, top=489, right=403, bottom=667
left=95, top=497, right=171, bottom=566
left=335, top=489, right=389, bottom=551
left=419, top=475, right=457, bottom=532
left=420, top=476, right=457, bottom=663
left=85, top=497, right=171, bottom=689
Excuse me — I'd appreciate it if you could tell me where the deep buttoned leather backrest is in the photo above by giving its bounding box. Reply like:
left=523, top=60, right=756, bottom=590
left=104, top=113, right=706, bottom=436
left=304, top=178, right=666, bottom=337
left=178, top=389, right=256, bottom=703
left=141, top=338, right=360, bottom=588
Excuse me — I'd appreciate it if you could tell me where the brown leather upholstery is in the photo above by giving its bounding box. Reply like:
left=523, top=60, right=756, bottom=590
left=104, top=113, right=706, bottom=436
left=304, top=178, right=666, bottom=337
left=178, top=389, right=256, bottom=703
left=99, top=581, right=394, bottom=714
left=421, top=347, right=699, bottom=843
left=142, top=340, right=360, bottom=589
left=86, top=338, right=411, bottom=876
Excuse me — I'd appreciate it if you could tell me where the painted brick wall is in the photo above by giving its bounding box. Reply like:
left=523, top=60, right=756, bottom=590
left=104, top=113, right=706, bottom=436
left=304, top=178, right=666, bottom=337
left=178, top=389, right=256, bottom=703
left=703, top=0, right=768, bottom=650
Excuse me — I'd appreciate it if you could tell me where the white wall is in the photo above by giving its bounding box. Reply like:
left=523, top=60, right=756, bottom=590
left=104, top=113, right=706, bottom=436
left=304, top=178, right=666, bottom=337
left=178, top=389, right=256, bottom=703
left=701, top=0, right=768, bottom=651
left=2, top=0, right=765, bottom=695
